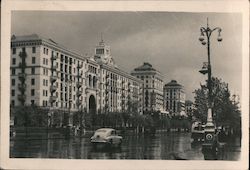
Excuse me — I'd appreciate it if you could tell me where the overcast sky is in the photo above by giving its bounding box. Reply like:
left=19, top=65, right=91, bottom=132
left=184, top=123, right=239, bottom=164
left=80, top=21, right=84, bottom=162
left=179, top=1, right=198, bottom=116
left=11, top=11, right=242, bottom=101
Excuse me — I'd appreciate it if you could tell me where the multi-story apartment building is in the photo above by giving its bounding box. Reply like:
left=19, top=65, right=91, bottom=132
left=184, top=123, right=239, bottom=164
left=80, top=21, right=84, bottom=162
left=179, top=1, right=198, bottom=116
left=94, top=39, right=143, bottom=114
left=131, top=62, right=164, bottom=112
left=10, top=34, right=143, bottom=118
left=163, top=80, right=186, bottom=116
left=10, top=34, right=87, bottom=111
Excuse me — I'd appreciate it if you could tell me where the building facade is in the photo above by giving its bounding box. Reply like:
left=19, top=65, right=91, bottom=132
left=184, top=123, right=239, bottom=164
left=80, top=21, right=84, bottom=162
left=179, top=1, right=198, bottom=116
left=163, top=80, right=186, bottom=116
left=131, top=62, right=164, bottom=112
left=185, top=100, right=194, bottom=117
left=10, top=34, right=143, bottom=117
left=94, top=40, right=143, bottom=114
left=10, top=34, right=87, bottom=112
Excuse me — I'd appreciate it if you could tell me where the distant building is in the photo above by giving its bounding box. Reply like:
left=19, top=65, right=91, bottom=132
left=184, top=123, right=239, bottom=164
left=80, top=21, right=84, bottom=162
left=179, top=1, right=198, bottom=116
left=185, top=100, right=194, bottom=117
left=163, top=80, right=186, bottom=116
left=131, top=62, right=164, bottom=112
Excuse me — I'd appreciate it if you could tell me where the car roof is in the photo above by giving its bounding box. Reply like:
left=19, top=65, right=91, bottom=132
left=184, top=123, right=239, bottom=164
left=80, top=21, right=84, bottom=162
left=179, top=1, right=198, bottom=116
left=96, top=128, right=115, bottom=132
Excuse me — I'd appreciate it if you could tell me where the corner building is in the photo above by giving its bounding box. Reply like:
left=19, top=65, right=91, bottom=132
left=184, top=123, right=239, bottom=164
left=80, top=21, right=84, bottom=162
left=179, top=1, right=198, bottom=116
left=10, top=34, right=143, bottom=116
left=10, top=34, right=87, bottom=112
left=131, top=62, right=164, bottom=112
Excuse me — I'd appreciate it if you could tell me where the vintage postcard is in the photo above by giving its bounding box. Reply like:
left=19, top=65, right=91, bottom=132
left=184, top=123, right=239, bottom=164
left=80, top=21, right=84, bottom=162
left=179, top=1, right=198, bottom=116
left=1, top=0, right=249, bottom=170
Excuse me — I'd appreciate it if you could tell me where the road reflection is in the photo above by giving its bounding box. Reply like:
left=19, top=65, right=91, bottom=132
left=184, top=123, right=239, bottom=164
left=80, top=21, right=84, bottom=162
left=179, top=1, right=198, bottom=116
left=10, top=131, right=241, bottom=160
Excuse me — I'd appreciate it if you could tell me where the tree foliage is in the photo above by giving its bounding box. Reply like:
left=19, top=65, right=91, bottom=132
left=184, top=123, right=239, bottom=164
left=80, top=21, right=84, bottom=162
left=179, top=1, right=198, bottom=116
left=12, top=105, right=49, bottom=127
left=194, top=77, right=241, bottom=132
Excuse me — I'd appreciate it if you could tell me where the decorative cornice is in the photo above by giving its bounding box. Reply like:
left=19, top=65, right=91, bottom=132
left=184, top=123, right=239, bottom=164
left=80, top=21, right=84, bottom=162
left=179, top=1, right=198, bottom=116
left=11, top=38, right=86, bottom=61
left=100, top=64, right=143, bottom=83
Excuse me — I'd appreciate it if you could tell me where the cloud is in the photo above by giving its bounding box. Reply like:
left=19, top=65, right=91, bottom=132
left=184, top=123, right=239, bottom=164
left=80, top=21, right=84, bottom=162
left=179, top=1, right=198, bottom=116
left=12, top=11, right=242, bottom=101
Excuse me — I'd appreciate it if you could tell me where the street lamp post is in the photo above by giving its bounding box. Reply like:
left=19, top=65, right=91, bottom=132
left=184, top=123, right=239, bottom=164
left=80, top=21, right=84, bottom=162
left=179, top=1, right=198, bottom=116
left=198, top=18, right=222, bottom=151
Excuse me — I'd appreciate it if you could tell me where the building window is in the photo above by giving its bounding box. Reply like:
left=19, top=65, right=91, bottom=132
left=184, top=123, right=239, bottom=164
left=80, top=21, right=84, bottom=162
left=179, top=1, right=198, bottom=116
left=31, top=89, right=35, bottom=96
left=60, top=63, right=63, bottom=71
left=46, top=59, right=48, bottom=65
left=43, top=58, right=45, bottom=65
left=12, top=58, right=16, bottom=65
left=31, top=67, right=35, bottom=74
left=12, top=68, right=15, bottom=75
left=96, top=48, right=104, bottom=54
left=60, top=55, right=64, bottom=62
left=46, top=80, right=48, bottom=86
left=31, top=78, right=35, bottom=85
left=31, top=100, right=35, bottom=105
left=173, top=101, right=176, bottom=112
left=46, top=49, right=48, bottom=55
left=11, top=89, right=15, bottom=96
left=45, top=90, right=48, bottom=96
left=65, top=65, right=67, bottom=73
left=32, top=47, right=36, bottom=53
left=32, top=57, right=36, bottom=64
left=11, top=100, right=15, bottom=106
left=22, top=47, right=26, bottom=52
left=12, top=79, right=15, bottom=86
left=65, top=56, right=68, bottom=63
left=12, top=48, right=16, bottom=55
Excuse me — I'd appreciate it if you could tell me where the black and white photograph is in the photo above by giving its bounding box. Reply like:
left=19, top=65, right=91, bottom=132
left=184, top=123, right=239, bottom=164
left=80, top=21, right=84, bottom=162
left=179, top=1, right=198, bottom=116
left=1, top=1, right=249, bottom=170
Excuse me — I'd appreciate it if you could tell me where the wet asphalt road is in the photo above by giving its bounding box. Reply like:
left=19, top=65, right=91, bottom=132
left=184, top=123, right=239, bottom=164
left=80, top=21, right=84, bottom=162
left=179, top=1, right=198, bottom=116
left=10, top=131, right=241, bottom=160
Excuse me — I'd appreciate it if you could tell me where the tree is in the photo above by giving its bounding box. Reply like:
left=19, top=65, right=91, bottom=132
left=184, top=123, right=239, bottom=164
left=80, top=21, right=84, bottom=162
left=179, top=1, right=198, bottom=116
left=12, top=105, right=49, bottom=127
left=194, top=77, right=241, bottom=133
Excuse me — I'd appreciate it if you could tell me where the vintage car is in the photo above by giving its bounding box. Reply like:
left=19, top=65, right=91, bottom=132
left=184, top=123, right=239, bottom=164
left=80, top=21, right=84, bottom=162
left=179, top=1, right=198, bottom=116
left=90, top=128, right=123, bottom=148
left=191, top=121, right=205, bottom=142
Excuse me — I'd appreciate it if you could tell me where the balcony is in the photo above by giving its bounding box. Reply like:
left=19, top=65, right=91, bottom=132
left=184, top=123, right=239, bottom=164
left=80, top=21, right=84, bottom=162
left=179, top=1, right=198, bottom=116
left=77, top=63, right=83, bottom=68
left=50, top=75, right=57, bottom=83
left=18, top=83, right=26, bottom=92
left=51, top=55, right=58, bottom=60
left=51, top=65, right=57, bottom=71
left=18, top=62, right=27, bottom=68
left=18, top=94, right=26, bottom=102
left=49, top=96, right=57, bottom=103
left=76, top=82, right=82, bottom=88
left=76, top=90, right=82, bottom=97
left=18, top=73, right=26, bottom=82
left=76, top=74, right=83, bottom=79
left=50, top=85, right=57, bottom=93
left=18, top=73, right=26, bottom=79
left=76, top=99, right=82, bottom=106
